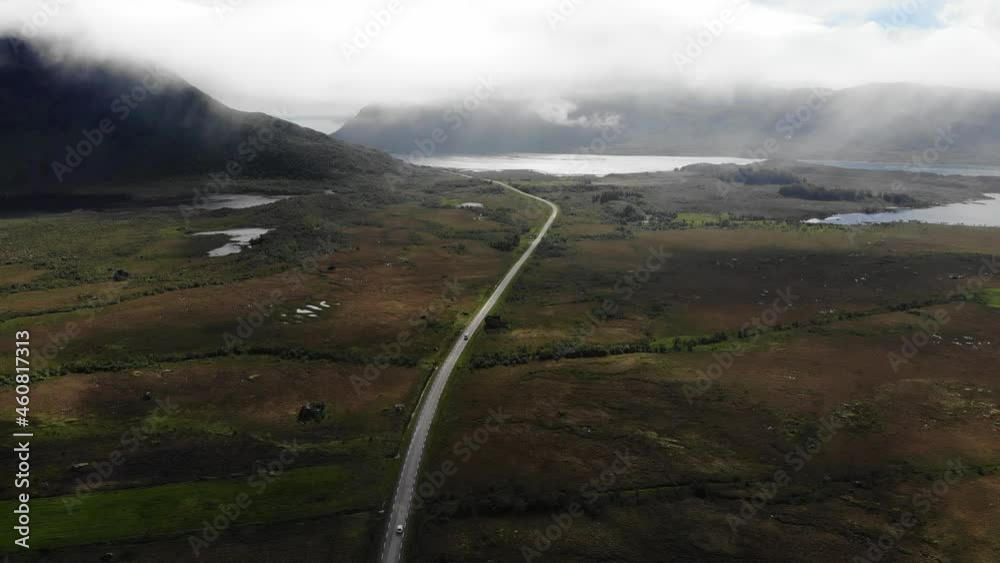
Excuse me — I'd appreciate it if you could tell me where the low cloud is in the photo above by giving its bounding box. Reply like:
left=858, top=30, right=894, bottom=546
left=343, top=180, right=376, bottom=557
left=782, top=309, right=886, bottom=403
left=531, top=100, right=623, bottom=129
left=2, top=0, right=999, bottom=132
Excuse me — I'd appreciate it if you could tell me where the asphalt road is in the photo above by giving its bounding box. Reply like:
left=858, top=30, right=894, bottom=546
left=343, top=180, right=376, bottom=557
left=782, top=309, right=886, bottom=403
left=380, top=175, right=558, bottom=563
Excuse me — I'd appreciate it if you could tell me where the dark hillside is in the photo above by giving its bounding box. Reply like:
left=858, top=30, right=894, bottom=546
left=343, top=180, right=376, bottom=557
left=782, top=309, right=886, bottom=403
left=0, top=38, right=400, bottom=194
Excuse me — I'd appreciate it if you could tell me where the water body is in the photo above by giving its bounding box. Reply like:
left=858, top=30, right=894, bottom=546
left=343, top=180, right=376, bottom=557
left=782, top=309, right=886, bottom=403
left=807, top=194, right=1000, bottom=227
left=806, top=160, right=1000, bottom=178
left=194, top=228, right=272, bottom=257
left=194, top=194, right=290, bottom=210
left=408, top=153, right=760, bottom=176
left=411, top=153, right=1000, bottom=179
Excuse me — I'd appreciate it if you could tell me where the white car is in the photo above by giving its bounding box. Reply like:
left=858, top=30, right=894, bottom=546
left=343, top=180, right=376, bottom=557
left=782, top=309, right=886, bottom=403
left=395, top=524, right=404, bottom=535
left=464, top=333, right=470, bottom=341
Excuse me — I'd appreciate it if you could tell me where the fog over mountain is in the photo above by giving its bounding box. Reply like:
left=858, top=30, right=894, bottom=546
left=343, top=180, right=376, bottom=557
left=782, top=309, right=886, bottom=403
left=1, top=0, right=999, bottom=134
left=2, top=1, right=999, bottom=176
left=335, top=84, right=1000, bottom=164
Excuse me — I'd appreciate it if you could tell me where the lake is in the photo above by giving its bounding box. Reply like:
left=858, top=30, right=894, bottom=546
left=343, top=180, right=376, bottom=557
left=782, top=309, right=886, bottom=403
left=408, top=153, right=1000, bottom=179
left=194, top=194, right=290, bottom=210
left=409, top=153, right=1000, bottom=228
left=195, top=228, right=272, bottom=257
left=807, top=194, right=1000, bottom=227
left=407, top=153, right=760, bottom=176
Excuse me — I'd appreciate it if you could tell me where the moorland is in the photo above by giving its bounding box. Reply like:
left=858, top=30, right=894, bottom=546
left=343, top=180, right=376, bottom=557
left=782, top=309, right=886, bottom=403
left=4, top=158, right=998, bottom=562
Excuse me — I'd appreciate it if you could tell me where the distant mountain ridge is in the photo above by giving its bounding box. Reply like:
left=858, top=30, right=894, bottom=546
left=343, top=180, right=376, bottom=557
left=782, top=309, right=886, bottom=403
left=0, top=38, right=400, bottom=193
left=334, top=84, right=1000, bottom=165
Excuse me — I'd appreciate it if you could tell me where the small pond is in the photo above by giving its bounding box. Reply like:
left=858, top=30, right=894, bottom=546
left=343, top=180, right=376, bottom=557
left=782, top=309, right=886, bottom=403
left=194, top=228, right=272, bottom=257
left=807, top=194, right=1000, bottom=227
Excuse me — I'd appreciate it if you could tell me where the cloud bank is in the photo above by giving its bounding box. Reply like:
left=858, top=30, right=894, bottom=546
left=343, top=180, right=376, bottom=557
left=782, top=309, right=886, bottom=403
left=2, top=0, right=999, bottom=132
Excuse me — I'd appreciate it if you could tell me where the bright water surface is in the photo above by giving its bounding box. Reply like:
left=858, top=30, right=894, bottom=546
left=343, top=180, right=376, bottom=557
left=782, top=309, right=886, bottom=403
left=407, top=153, right=760, bottom=176
left=194, top=194, right=290, bottom=210
left=807, top=195, right=1000, bottom=227
left=194, top=228, right=272, bottom=257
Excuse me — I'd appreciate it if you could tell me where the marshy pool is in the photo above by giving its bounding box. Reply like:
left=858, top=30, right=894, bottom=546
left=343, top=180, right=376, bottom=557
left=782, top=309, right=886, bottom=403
left=193, top=194, right=291, bottom=210
left=807, top=194, right=1000, bottom=227
left=194, top=228, right=272, bottom=257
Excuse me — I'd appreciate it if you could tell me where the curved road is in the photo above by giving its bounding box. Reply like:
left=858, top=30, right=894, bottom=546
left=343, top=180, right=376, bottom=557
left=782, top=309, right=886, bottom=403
left=380, top=174, right=558, bottom=563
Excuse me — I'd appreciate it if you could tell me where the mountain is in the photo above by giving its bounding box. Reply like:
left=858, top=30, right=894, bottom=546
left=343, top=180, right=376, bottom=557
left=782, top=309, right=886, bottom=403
left=0, top=38, right=400, bottom=193
left=334, top=101, right=618, bottom=157
left=334, top=84, right=1000, bottom=165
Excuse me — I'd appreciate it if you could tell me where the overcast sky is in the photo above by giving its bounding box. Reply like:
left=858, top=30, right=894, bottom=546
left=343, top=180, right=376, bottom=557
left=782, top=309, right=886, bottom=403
left=3, top=0, right=1000, bottom=132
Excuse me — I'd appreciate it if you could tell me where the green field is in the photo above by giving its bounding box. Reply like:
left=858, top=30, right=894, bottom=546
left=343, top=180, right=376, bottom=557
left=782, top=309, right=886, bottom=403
left=987, top=288, right=1000, bottom=307
left=0, top=462, right=392, bottom=549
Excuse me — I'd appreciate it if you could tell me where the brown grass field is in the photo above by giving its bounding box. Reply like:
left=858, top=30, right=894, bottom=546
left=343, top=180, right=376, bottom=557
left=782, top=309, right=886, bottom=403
left=0, top=173, right=550, bottom=561
left=407, top=171, right=1000, bottom=562
left=1, top=164, right=998, bottom=562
